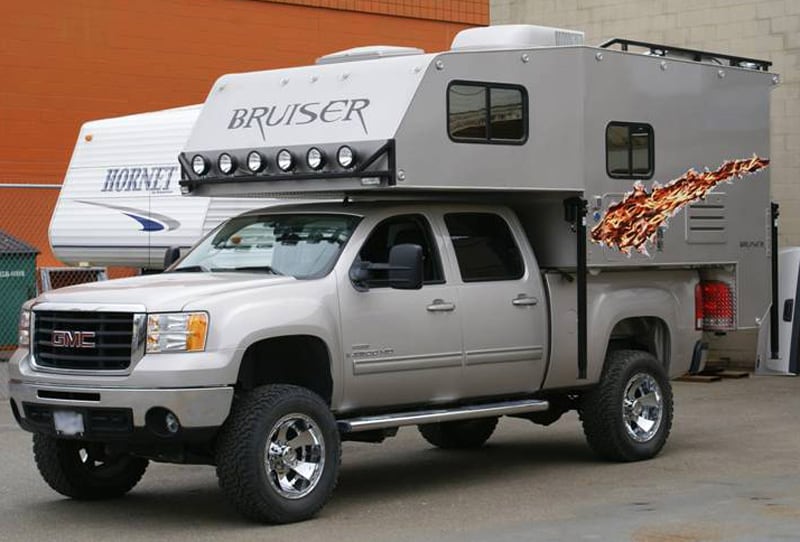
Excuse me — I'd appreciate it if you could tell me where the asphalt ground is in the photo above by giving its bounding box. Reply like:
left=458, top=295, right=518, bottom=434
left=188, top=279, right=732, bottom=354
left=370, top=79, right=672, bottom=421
left=1, top=365, right=799, bottom=541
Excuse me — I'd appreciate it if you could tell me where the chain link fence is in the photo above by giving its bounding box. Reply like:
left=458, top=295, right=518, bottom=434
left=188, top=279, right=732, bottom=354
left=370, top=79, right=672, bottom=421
left=0, top=184, right=136, bottom=359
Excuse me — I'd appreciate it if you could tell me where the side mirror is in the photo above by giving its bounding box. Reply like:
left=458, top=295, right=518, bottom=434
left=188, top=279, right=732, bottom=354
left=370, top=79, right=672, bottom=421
left=163, top=246, right=181, bottom=269
left=388, top=244, right=423, bottom=290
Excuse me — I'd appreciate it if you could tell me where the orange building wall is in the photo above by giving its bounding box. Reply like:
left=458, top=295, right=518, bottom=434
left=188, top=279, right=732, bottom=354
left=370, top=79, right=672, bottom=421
left=0, top=0, right=485, bottom=268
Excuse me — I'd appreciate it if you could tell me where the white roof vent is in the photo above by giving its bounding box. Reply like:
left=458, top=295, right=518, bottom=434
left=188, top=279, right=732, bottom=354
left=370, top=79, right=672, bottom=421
left=316, top=45, right=425, bottom=65
left=451, top=24, right=584, bottom=51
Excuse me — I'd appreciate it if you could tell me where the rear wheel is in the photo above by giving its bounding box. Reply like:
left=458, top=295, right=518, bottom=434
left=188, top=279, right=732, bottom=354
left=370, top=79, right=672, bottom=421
left=216, top=385, right=340, bottom=524
left=418, top=417, right=498, bottom=449
left=579, top=349, right=673, bottom=462
left=32, top=434, right=148, bottom=499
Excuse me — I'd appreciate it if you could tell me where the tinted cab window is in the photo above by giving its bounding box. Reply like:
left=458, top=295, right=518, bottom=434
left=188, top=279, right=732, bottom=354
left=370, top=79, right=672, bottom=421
left=354, top=214, right=443, bottom=289
left=444, top=213, right=524, bottom=282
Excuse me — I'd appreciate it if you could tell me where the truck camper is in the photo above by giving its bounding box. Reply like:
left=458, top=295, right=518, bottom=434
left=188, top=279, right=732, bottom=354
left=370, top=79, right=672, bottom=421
left=9, top=25, right=778, bottom=523
left=50, top=105, right=272, bottom=269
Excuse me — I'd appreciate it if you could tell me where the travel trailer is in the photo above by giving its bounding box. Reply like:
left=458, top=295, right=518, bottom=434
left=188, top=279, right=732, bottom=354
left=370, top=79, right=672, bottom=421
left=50, top=105, right=271, bottom=269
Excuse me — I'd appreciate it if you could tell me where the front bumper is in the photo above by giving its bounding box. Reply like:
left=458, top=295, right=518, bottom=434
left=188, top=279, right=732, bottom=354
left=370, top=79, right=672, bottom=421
left=9, top=379, right=234, bottom=441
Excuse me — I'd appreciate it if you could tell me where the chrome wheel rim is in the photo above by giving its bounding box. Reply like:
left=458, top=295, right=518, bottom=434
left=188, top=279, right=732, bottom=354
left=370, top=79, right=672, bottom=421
left=622, top=373, right=663, bottom=443
left=265, top=413, right=325, bottom=499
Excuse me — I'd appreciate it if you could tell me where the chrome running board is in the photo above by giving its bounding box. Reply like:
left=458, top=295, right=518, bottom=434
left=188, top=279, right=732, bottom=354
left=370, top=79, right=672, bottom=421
left=337, top=398, right=549, bottom=433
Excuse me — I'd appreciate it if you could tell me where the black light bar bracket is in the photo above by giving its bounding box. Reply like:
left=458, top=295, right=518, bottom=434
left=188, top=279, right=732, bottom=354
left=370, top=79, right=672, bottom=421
left=178, top=139, right=397, bottom=190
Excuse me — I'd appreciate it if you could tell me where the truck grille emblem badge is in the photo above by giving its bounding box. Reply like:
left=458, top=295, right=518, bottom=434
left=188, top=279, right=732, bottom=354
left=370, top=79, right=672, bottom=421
left=51, top=330, right=96, bottom=349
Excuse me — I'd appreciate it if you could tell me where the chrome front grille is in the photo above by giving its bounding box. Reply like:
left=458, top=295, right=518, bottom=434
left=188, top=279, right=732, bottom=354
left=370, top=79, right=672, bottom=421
left=33, top=311, right=136, bottom=371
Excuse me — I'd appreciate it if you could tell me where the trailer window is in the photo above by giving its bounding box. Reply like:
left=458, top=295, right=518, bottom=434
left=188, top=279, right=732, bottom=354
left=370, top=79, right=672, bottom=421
left=606, top=122, right=654, bottom=179
left=448, top=82, right=527, bottom=144
left=445, top=213, right=524, bottom=282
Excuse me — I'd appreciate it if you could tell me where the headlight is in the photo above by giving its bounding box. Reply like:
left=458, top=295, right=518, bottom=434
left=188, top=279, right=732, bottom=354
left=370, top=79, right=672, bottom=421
left=277, top=149, right=294, bottom=172
left=18, top=309, right=31, bottom=348
left=147, top=312, right=208, bottom=353
left=247, top=151, right=265, bottom=172
left=307, top=147, right=325, bottom=170
left=192, top=155, right=209, bottom=175
left=337, top=145, right=355, bottom=168
left=218, top=153, right=236, bottom=175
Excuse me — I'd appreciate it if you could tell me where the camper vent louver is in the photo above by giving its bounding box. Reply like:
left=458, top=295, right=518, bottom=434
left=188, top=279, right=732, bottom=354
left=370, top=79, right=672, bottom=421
left=555, top=30, right=584, bottom=46
left=686, top=192, right=727, bottom=244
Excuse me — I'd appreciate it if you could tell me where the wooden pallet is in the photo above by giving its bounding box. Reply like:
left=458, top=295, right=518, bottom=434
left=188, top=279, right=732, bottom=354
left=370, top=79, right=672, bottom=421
left=677, top=368, right=750, bottom=382
left=677, top=374, right=722, bottom=383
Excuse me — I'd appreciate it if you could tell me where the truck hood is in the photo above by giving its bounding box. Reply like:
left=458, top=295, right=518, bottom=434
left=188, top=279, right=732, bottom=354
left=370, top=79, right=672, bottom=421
left=33, top=272, right=296, bottom=312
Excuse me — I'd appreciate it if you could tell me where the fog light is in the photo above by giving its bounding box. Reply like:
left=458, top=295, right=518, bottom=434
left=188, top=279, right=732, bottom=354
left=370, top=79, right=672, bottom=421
left=192, top=155, right=209, bottom=175
left=165, top=412, right=180, bottom=434
left=218, top=153, right=236, bottom=174
left=247, top=150, right=265, bottom=172
left=307, top=147, right=325, bottom=170
left=337, top=145, right=355, bottom=168
left=145, top=407, right=182, bottom=437
left=277, top=149, right=294, bottom=172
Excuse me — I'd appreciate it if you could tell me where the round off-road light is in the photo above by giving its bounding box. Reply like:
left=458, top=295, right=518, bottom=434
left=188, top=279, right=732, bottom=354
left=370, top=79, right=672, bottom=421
left=337, top=145, right=355, bottom=168
left=247, top=151, right=265, bottom=173
left=307, top=147, right=325, bottom=170
left=277, top=149, right=294, bottom=172
left=218, top=153, right=236, bottom=175
left=191, top=155, right=209, bottom=175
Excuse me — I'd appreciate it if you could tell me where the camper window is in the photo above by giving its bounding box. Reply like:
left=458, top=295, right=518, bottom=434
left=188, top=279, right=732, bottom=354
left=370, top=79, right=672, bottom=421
left=606, top=122, right=654, bottom=179
left=448, top=82, right=527, bottom=144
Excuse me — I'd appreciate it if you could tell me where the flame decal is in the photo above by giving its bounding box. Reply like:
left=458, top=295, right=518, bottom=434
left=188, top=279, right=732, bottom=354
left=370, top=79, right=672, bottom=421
left=590, top=156, right=769, bottom=254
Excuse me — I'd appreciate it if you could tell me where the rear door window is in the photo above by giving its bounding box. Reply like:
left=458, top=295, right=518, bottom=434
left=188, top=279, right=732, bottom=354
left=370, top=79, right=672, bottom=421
left=444, top=213, right=524, bottom=282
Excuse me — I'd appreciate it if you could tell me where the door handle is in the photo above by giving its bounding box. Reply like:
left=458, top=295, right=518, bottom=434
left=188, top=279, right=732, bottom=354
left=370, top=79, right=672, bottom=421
left=427, top=299, right=456, bottom=312
left=512, top=295, right=538, bottom=307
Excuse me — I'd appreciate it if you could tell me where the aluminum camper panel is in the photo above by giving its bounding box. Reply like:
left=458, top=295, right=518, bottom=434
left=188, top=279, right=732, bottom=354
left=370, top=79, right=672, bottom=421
left=393, top=47, right=585, bottom=192
left=580, top=47, right=772, bottom=328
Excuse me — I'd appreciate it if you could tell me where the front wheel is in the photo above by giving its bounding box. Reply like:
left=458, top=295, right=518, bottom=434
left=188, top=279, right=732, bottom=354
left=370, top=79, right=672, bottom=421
left=579, top=350, right=673, bottom=462
left=215, top=385, right=340, bottom=524
left=32, top=434, right=148, bottom=499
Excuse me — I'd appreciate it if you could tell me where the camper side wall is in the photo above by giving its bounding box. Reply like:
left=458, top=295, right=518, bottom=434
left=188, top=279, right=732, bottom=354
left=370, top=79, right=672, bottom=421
left=581, top=47, right=772, bottom=331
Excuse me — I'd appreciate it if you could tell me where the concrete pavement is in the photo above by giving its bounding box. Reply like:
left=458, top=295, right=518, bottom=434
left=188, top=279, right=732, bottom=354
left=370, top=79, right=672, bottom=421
left=1, top=374, right=798, bottom=541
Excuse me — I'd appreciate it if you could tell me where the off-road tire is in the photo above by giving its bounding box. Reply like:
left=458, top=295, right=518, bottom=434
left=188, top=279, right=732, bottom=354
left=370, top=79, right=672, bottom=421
left=32, top=434, right=148, bottom=500
left=579, top=349, right=673, bottom=462
left=418, top=417, right=498, bottom=449
left=215, top=384, right=340, bottom=524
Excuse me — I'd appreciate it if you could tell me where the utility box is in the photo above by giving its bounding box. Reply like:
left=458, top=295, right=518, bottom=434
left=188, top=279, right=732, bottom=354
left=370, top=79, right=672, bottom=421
left=0, top=231, right=38, bottom=351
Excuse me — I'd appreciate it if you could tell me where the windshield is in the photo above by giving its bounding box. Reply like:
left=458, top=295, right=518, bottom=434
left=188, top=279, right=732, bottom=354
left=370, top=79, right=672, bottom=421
left=173, top=213, right=361, bottom=279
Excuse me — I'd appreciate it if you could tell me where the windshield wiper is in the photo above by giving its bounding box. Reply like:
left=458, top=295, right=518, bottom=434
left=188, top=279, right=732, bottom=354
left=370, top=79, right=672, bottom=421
left=226, top=266, right=285, bottom=275
left=169, top=265, right=210, bottom=273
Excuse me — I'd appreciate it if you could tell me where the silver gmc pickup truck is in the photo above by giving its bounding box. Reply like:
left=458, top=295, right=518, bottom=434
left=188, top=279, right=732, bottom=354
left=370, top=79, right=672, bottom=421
left=11, top=201, right=699, bottom=522
left=8, top=24, right=776, bottom=524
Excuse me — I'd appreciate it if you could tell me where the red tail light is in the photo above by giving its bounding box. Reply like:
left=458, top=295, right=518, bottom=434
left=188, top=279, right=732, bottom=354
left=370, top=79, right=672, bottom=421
left=695, top=281, right=735, bottom=331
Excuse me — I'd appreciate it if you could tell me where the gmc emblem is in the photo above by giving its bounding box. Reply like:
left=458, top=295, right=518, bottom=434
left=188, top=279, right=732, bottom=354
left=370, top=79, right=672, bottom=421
left=52, top=330, right=96, bottom=349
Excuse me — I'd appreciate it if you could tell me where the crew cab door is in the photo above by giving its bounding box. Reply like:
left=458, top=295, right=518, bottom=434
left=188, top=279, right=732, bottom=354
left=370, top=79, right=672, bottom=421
left=442, top=211, right=547, bottom=397
left=337, top=213, right=463, bottom=410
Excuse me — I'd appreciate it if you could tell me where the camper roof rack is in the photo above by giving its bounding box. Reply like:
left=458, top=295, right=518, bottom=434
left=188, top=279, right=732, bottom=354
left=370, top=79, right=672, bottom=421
left=599, top=38, right=772, bottom=71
